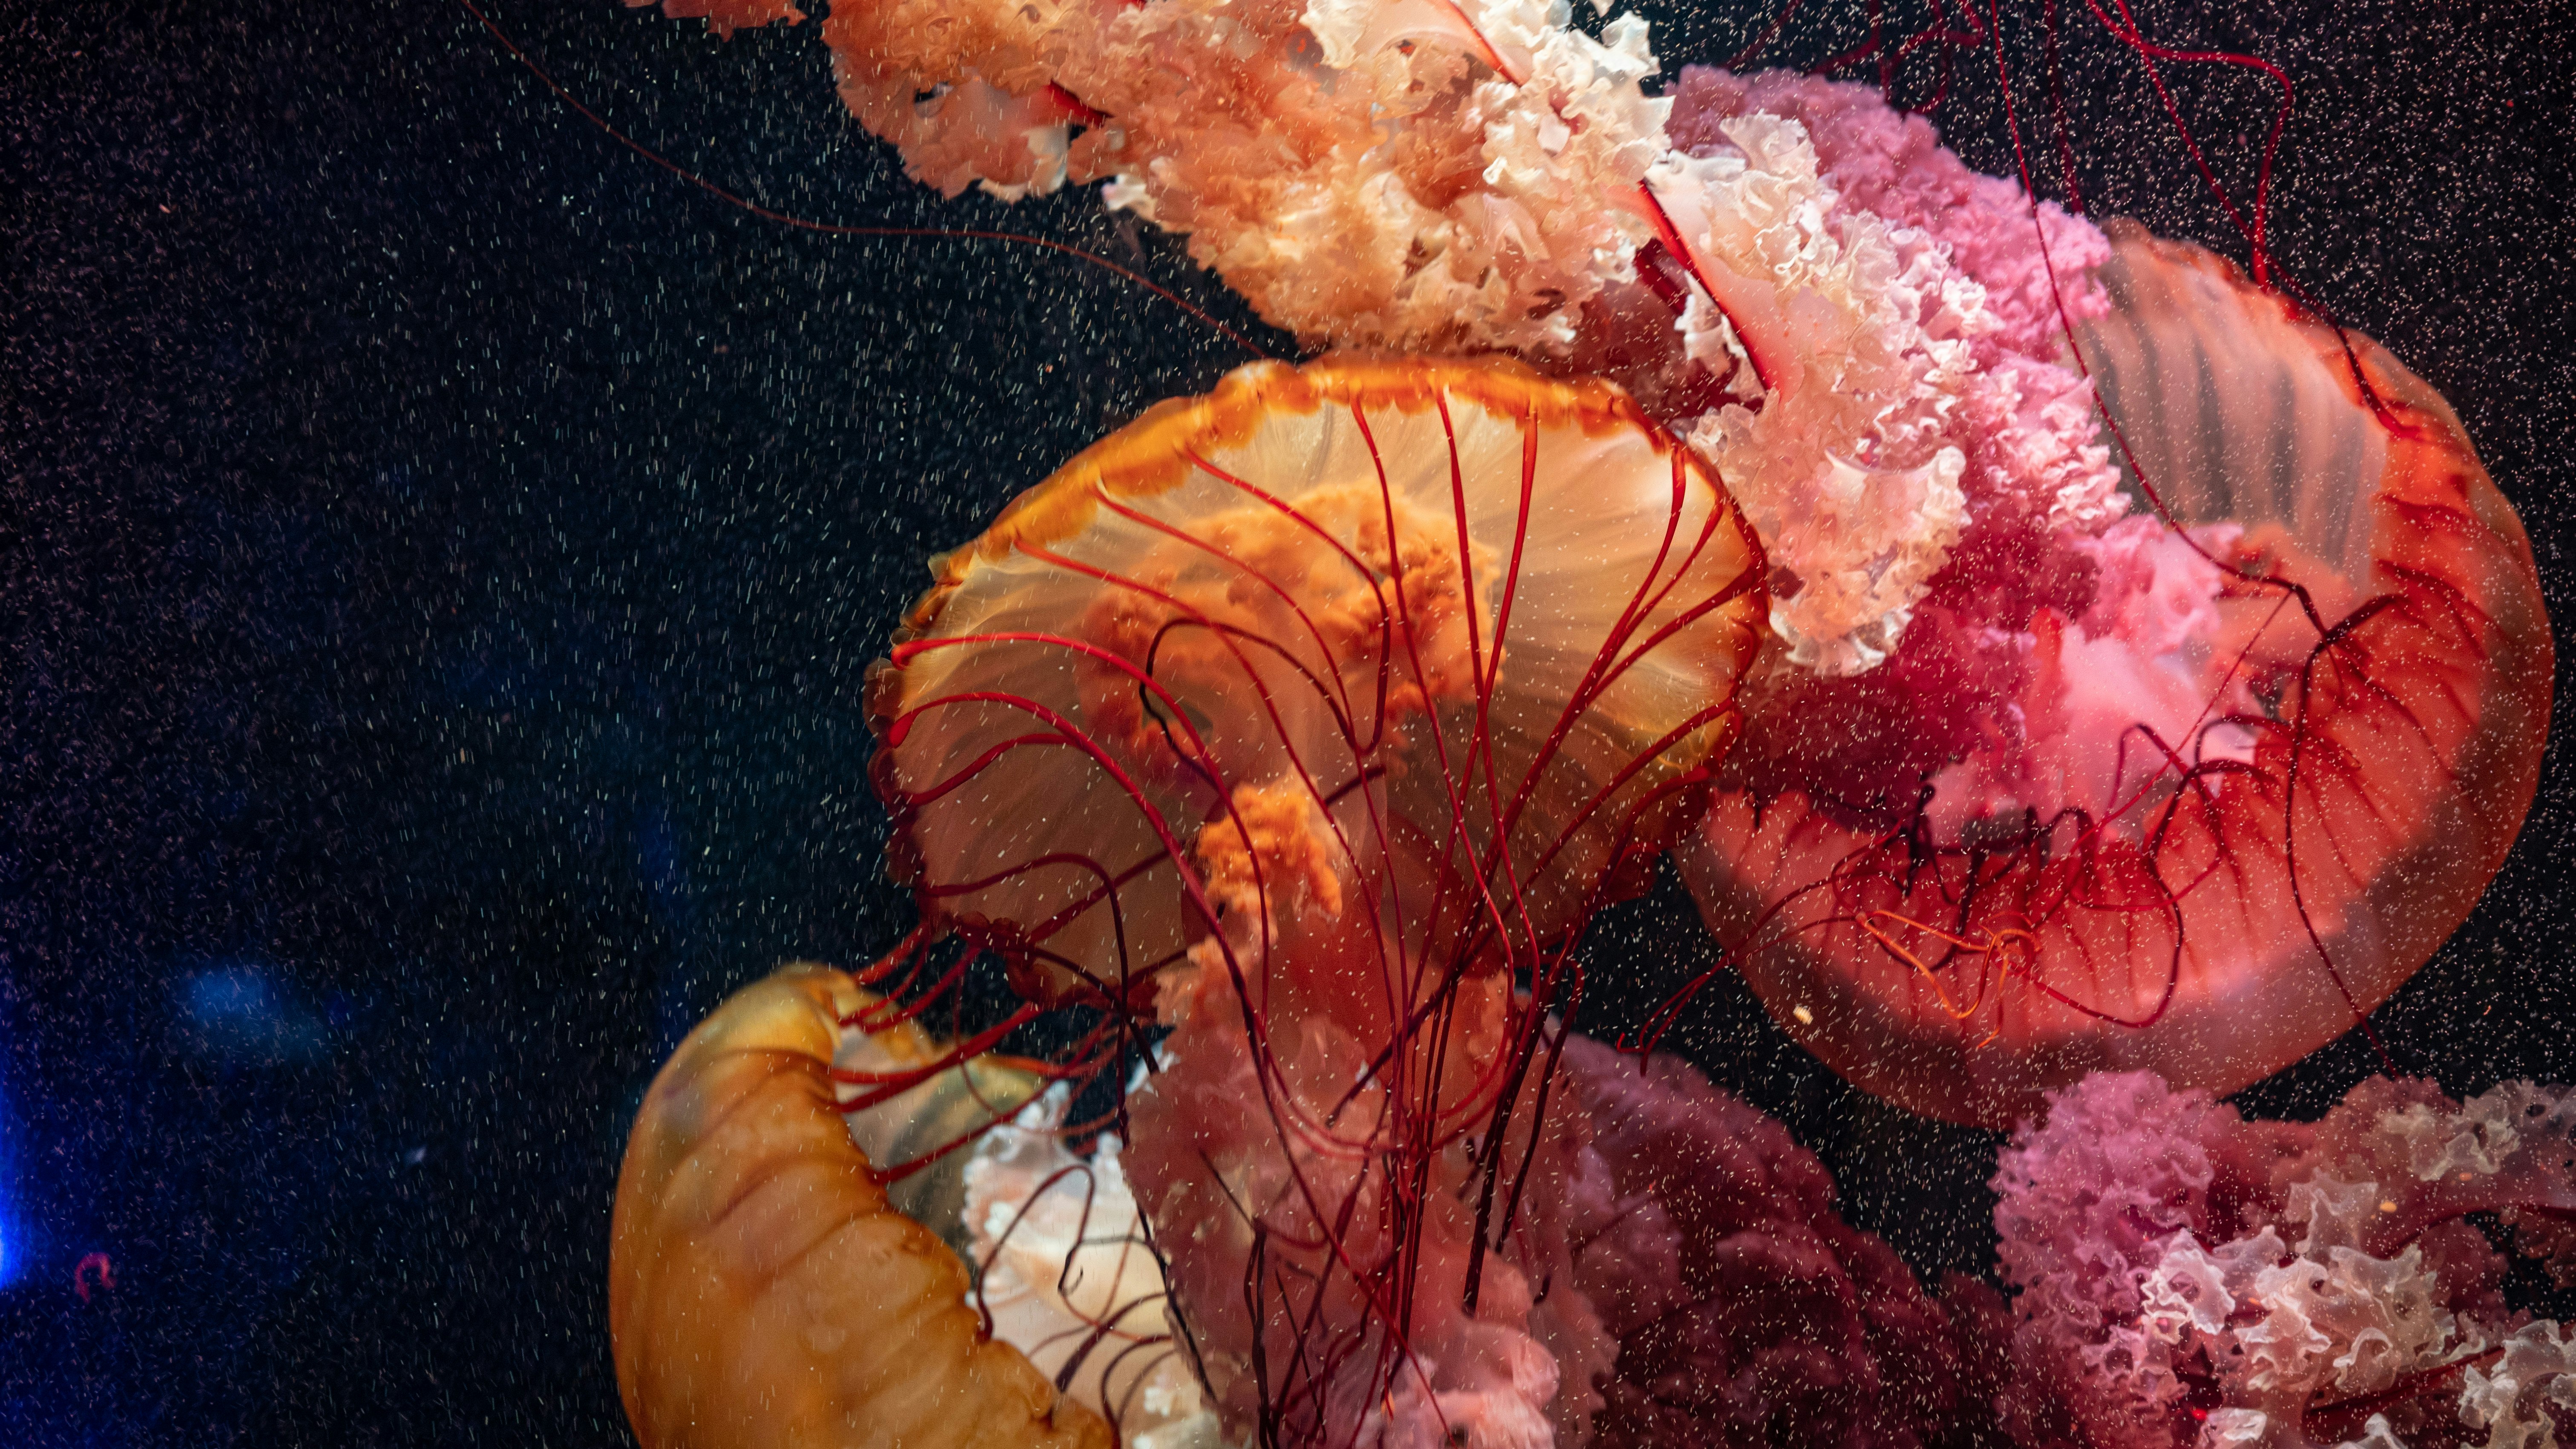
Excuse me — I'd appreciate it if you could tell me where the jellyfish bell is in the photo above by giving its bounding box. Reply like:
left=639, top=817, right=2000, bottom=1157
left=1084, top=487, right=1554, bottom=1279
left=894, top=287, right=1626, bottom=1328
left=871, top=354, right=1763, bottom=1015
left=1678, top=224, right=2552, bottom=1127
left=870, top=354, right=1767, bottom=1444
left=607, top=962, right=1110, bottom=1449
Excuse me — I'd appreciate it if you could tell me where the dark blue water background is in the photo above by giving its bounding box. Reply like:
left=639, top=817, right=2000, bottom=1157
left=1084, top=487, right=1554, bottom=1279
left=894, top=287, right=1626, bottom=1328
left=4, top=0, right=2570, bottom=1441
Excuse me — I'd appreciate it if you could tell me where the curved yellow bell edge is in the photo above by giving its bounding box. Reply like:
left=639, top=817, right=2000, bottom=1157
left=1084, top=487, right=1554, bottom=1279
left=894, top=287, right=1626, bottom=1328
left=609, top=964, right=1113, bottom=1449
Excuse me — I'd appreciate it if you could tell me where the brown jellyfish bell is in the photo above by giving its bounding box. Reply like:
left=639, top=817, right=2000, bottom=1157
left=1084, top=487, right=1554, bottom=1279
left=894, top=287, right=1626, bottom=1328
left=868, top=355, right=1767, bottom=1445
left=1675, top=227, right=2553, bottom=1128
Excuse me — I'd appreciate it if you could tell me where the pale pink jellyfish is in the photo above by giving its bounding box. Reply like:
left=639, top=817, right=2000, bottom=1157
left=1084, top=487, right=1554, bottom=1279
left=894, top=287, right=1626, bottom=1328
left=1987, top=1069, right=2576, bottom=1449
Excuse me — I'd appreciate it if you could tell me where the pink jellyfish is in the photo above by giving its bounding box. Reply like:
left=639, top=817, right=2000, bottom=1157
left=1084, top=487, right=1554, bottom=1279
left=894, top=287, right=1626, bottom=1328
left=1986, top=1068, right=2576, bottom=1449
left=1662, top=76, right=2552, bottom=1125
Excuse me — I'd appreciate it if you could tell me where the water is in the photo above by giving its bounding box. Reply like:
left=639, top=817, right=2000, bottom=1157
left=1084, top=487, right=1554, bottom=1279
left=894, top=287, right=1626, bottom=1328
left=3, top=0, right=2570, bottom=1441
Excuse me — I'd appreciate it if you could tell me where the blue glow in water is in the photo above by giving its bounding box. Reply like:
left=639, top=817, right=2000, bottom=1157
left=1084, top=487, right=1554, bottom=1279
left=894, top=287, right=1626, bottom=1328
left=183, top=964, right=331, bottom=1065
left=0, top=1074, right=21, bottom=1292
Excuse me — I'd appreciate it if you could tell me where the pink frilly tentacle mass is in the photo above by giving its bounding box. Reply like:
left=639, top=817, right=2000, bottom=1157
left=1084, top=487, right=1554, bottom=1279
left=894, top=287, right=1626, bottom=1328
left=1988, top=1071, right=2576, bottom=1449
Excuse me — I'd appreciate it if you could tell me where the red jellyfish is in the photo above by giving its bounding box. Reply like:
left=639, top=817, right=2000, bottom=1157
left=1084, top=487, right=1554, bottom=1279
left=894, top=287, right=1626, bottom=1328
left=1672, top=218, right=2551, bottom=1127
left=870, top=355, right=1767, bottom=1446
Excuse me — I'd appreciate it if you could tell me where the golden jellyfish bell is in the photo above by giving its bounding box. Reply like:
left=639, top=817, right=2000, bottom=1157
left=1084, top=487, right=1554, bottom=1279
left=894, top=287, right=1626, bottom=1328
left=870, top=356, right=1768, bottom=1024
left=608, top=965, right=1104, bottom=1449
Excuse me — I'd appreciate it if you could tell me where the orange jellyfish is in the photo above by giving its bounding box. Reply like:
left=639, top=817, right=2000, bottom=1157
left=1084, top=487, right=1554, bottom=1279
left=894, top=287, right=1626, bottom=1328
left=1670, top=225, right=2552, bottom=1127
left=609, top=355, right=1767, bottom=1446
left=609, top=962, right=1108, bottom=1449
left=863, top=354, right=1767, bottom=1444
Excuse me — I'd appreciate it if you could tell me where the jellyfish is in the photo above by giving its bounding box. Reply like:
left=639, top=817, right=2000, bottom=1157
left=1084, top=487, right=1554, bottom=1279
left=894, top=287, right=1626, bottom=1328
left=635, top=0, right=2553, bottom=1125
left=1984, top=1068, right=2576, bottom=1449
left=1669, top=97, right=2553, bottom=1124
left=616, top=348, right=2045, bottom=1444
left=608, top=962, right=1110, bottom=1449
left=864, top=353, right=1767, bottom=1443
